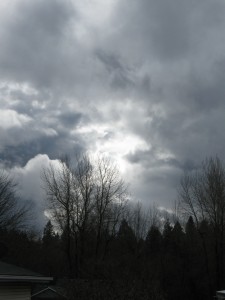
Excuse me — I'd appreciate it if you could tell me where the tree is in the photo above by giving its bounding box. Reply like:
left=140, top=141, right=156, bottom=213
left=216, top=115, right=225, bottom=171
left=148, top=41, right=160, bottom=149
left=128, top=202, right=149, bottom=241
left=145, top=224, right=162, bottom=285
left=117, top=219, right=137, bottom=254
left=171, top=221, right=185, bottom=255
left=162, top=220, right=173, bottom=248
left=0, top=170, right=29, bottom=230
left=42, top=154, right=127, bottom=278
left=179, top=156, right=225, bottom=291
left=42, top=220, right=62, bottom=276
left=42, top=157, right=75, bottom=276
left=93, top=156, right=127, bottom=260
left=146, top=225, right=162, bottom=256
left=42, top=220, right=55, bottom=246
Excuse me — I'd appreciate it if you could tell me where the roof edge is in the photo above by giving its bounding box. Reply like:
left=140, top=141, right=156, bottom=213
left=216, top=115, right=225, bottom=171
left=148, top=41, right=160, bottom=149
left=0, top=275, right=53, bottom=283
left=31, top=286, right=67, bottom=298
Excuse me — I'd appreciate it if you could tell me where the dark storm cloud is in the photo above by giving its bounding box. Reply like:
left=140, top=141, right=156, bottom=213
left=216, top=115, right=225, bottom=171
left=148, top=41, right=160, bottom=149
left=95, top=50, right=135, bottom=89
left=58, top=111, right=86, bottom=128
left=1, top=0, right=225, bottom=227
left=0, top=0, right=75, bottom=88
left=130, top=0, right=190, bottom=60
left=0, top=108, right=87, bottom=166
left=96, top=0, right=225, bottom=207
left=186, top=60, right=225, bottom=112
left=109, top=0, right=225, bottom=62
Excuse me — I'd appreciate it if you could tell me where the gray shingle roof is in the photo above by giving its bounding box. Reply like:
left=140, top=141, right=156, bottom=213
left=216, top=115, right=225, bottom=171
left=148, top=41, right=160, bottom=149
left=0, top=261, right=53, bottom=283
left=31, top=286, right=67, bottom=299
left=0, top=261, right=41, bottom=276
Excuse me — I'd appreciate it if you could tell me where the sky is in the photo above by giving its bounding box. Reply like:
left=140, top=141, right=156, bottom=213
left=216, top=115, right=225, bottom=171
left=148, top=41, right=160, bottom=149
left=1, top=0, right=225, bottom=228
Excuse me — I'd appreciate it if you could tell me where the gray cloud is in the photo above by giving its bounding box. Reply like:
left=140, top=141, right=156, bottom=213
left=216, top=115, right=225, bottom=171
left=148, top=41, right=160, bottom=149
left=1, top=0, right=225, bottom=227
left=0, top=0, right=75, bottom=87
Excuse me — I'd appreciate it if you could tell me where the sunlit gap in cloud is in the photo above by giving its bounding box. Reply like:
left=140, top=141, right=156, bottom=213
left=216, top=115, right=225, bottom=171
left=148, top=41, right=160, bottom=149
left=76, top=124, right=150, bottom=174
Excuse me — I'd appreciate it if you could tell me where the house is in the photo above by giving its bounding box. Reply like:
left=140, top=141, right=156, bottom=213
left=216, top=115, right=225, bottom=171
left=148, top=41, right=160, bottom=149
left=0, top=260, right=52, bottom=300
left=216, top=290, right=225, bottom=299
left=31, top=286, right=67, bottom=299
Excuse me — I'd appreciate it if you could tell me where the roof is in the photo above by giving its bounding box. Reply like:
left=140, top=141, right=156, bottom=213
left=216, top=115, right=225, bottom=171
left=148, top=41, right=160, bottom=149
left=0, top=261, right=53, bottom=283
left=0, top=261, right=41, bottom=276
left=31, top=286, right=67, bottom=299
left=217, top=290, right=225, bottom=295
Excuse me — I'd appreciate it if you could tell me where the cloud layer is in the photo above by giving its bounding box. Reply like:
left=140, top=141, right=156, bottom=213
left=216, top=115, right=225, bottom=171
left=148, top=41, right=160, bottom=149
left=1, top=0, right=225, bottom=227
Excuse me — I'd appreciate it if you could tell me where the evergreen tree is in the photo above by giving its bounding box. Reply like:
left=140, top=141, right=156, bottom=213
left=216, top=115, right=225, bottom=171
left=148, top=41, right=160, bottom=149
left=171, top=221, right=185, bottom=256
left=146, top=225, right=162, bottom=256
left=162, top=219, right=173, bottom=250
left=42, top=220, right=55, bottom=246
left=117, top=219, right=136, bottom=254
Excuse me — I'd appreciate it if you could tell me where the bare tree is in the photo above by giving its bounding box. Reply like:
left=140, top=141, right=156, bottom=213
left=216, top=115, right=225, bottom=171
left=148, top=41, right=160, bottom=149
left=42, top=155, right=94, bottom=276
left=42, top=154, right=128, bottom=277
left=93, top=156, right=128, bottom=259
left=0, top=171, right=29, bottom=230
left=146, top=203, right=162, bottom=229
left=127, top=202, right=148, bottom=240
left=42, top=158, right=75, bottom=276
left=179, top=156, right=225, bottom=290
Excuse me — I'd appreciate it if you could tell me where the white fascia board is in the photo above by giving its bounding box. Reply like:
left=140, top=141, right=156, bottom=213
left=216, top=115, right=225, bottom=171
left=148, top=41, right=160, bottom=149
left=0, top=275, right=53, bottom=283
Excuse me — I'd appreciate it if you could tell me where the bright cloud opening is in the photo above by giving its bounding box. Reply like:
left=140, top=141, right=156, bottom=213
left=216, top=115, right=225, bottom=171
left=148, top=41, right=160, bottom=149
left=76, top=123, right=150, bottom=173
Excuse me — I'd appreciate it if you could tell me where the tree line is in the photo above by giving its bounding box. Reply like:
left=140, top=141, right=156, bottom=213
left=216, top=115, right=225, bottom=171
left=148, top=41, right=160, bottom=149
left=1, top=155, right=225, bottom=299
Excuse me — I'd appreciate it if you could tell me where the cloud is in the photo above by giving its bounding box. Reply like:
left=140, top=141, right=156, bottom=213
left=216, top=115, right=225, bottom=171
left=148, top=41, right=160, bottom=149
left=11, top=154, right=60, bottom=230
left=0, top=109, right=31, bottom=129
left=0, top=0, right=225, bottom=229
left=0, top=0, right=75, bottom=88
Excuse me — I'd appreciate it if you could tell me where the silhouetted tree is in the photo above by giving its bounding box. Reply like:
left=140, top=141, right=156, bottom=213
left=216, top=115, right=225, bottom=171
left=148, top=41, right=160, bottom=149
left=117, top=219, right=136, bottom=253
left=42, top=220, right=55, bottom=246
left=179, top=156, right=225, bottom=292
left=146, top=225, right=162, bottom=256
left=93, top=156, right=127, bottom=261
left=42, top=154, right=127, bottom=278
left=0, top=171, right=29, bottom=230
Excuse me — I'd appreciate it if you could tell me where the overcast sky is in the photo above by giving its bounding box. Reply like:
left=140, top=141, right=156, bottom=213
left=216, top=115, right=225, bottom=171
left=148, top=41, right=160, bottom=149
left=1, top=0, right=225, bottom=228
